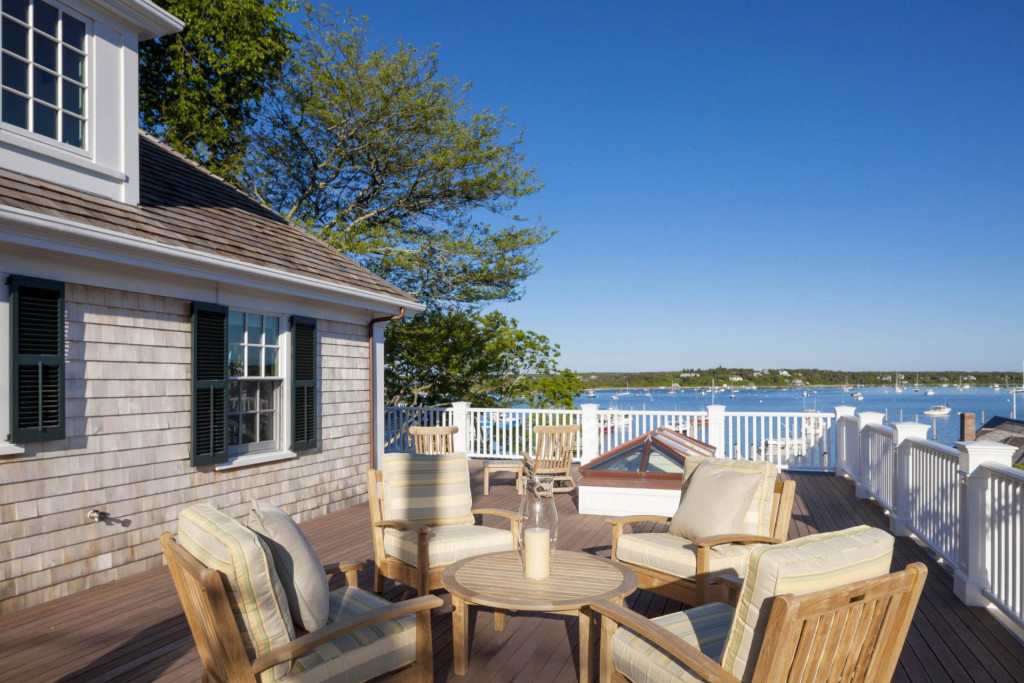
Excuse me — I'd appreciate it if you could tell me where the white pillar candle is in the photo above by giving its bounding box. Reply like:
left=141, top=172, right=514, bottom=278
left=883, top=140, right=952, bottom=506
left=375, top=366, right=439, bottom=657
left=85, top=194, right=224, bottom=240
left=523, top=527, right=551, bottom=580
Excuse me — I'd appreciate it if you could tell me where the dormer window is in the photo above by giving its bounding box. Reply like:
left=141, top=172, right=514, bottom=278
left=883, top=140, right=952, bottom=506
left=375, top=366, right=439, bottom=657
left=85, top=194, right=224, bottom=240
left=1, top=0, right=87, bottom=149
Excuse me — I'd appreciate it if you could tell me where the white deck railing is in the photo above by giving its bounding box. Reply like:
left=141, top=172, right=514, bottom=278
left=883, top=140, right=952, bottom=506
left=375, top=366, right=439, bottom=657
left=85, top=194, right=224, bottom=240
left=862, top=423, right=896, bottom=511
left=982, top=463, right=1024, bottom=629
left=384, top=403, right=834, bottom=471
left=904, top=438, right=960, bottom=566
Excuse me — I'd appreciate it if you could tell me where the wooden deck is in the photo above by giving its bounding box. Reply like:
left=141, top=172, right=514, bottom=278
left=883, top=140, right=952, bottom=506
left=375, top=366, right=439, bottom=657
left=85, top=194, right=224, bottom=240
left=2, top=464, right=1023, bottom=682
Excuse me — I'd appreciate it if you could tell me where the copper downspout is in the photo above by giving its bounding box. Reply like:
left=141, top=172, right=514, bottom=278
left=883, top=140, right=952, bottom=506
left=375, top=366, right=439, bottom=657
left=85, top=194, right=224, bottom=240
left=368, top=308, right=405, bottom=466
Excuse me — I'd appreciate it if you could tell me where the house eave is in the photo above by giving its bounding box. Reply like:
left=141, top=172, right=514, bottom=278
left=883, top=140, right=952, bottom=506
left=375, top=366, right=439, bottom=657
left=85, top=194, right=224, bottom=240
left=93, top=0, right=184, bottom=40
left=0, top=205, right=425, bottom=316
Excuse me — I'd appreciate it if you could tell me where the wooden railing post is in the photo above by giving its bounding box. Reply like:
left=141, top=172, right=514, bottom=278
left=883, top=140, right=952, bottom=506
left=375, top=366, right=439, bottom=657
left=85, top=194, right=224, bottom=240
left=580, top=403, right=599, bottom=465
left=855, top=412, right=885, bottom=499
left=834, top=406, right=857, bottom=476
left=890, top=422, right=930, bottom=536
left=954, top=441, right=1016, bottom=606
left=706, top=405, right=726, bottom=456
left=451, top=402, right=471, bottom=455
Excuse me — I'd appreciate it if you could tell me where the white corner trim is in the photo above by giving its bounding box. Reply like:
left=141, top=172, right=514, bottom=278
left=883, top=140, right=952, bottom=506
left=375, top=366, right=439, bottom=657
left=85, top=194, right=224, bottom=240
left=214, top=450, right=297, bottom=471
left=0, top=205, right=425, bottom=315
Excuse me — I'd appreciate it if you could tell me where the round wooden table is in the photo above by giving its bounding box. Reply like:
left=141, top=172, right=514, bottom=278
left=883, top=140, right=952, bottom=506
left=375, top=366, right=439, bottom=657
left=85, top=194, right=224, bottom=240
left=441, top=550, right=637, bottom=680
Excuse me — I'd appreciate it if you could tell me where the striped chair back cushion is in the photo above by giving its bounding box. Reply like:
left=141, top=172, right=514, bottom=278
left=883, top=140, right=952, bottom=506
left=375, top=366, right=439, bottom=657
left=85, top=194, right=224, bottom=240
left=177, top=504, right=296, bottom=683
left=721, top=525, right=895, bottom=681
left=382, top=452, right=475, bottom=527
left=679, top=458, right=777, bottom=537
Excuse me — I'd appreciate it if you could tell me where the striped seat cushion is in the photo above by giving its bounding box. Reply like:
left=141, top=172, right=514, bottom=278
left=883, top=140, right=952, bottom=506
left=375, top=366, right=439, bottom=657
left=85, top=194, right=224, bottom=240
left=721, top=525, right=895, bottom=681
left=382, top=452, right=475, bottom=527
left=177, top=504, right=296, bottom=683
left=671, top=457, right=777, bottom=537
left=616, top=532, right=753, bottom=580
left=612, top=602, right=734, bottom=683
left=284, top=587, right=417, bottom=682
left=384, top=524, right=515, bottom=568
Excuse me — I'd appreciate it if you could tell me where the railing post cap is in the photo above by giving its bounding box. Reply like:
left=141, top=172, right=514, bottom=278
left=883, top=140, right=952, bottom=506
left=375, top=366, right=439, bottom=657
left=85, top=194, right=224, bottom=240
left=892, top=422, right=931, bottom=443
left=955, top=440, right=1016, bottom=473
left=835, top=406, right=857, bottom=419
left=580, top=403, right=599, bottom=410
left=451, top=401, right=471, bottom=409
left=706, top=405, right=726, bottom=417
left=858, top=411, right=886, bottom=427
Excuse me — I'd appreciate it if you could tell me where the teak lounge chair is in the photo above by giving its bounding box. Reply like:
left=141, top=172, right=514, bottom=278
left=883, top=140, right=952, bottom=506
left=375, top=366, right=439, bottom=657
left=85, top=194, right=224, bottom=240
left=408, top=425, right=458, bottom=454
left=609, top=459, right=796, bottom=606
left=162, top=505, right=441, bottom=683
left=594, top=526, right=926, bottom=683
left=519, top=424, right=580, bottom=494
left=368, top=452, right=520, bottom=596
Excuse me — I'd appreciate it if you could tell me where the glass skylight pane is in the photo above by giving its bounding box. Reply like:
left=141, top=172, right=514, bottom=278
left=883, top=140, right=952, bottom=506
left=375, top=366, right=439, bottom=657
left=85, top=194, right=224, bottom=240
left=33, top=101, right=57, bottom=138
left=2, top=53, right=28, bottom=92
left=34, top=1, right=58, bottom=37
left=33, top=67, right=56, bottom=104
left=3, top=0, right=29, bottom=22
left=60, top=111, right=82, bottom=146
left=3, top=18, right=28, bottom=57
left=1, top=89, right=28, bottom=127
left=647, top=452, right=685, bottom=474
left=62, top=14, right=84, bottom=50
left=61, top=46, right=82, bottom=81
left=33, top=32, right=57, bottom=70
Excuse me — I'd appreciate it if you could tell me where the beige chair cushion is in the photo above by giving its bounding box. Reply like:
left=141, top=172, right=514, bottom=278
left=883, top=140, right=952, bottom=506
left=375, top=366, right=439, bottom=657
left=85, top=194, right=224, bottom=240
left=283, top=586, right=417, bottom=682
left=615, top=532, right=752, bottom=580
left=669, top=465, right=763, bottom=540
left=384, top=525, right=515, bottom=568
left=672, top=457, right=777, bottom=537
left=721, top=525, right=895, bottom=681
left=248, top=500, right=330, bottom=632
left=177, top=504, right=296, bottom=683
left=382, top=452, right=475, bottom=527
left=612, top=602, right=734, bottom=683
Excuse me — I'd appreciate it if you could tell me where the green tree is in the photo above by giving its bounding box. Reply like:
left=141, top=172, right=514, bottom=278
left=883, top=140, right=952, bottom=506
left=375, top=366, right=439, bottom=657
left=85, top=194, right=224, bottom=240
left=243, top=8, right=550, bottom=305
left=139, top=0, right=295, bottom=179
left=385, top=310, right=583, bottom=409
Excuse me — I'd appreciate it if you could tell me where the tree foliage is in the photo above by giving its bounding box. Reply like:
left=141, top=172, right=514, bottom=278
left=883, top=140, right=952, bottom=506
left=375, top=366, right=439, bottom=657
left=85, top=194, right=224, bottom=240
left=385, top=309, right=584, bottom=409
left=243, top=8, right=550, bottom=306
left=139, top=0, right=295, bottom=178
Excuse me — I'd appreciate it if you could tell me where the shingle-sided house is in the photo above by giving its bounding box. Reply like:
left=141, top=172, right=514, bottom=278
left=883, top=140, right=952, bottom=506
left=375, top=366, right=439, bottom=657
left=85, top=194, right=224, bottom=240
left=0, top=0, right=422, bottom=613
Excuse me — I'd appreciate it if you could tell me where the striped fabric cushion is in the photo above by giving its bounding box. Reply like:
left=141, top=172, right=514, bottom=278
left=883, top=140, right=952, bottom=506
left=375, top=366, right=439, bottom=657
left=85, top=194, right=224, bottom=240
left=284, top=587, right=417, bottom=682
left=382, top=452, right=475, bottom=527
left=616, top=532, right=752, bottom=580
left=612, top=602, right=734, bottom=683
left=721, top=525, right=895, bottom=681
left=177, top=504, right=296, bottom=683
left=677, top=457, right=777, bottom=537
left=384, top=524, right=515, bottom=568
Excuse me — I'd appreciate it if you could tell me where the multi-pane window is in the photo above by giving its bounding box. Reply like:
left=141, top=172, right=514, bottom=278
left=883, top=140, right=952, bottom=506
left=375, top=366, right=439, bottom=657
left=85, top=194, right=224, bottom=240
left=228, top=311, right=281, bottom=454
left=1, top=0, right=87, bottom=148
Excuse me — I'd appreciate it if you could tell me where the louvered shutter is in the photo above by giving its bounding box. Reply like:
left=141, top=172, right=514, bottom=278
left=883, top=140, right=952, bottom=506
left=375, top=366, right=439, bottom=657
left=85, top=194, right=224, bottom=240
left=10, top=276, right=65, bottom=443
left=191, top=302, right=229, bottom=466
left=291, top=316, right=317, bottom=451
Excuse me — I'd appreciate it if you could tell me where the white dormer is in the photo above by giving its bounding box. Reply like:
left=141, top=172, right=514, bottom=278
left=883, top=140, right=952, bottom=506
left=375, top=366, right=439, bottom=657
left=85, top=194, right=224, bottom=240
left=0, top=0, right=181, bottom=204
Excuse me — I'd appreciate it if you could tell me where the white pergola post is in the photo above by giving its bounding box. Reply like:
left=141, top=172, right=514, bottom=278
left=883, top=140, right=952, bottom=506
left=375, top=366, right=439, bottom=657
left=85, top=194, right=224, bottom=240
left=450, top=401, right=471, bottom=455
left=706, top=405, right=727, bottom=456
left=954, top=440, right=1016, bottom=606
left=889, top=422, right=931, bottom=536
left=580, top=403, right=600, bottom=465
left=855, top=412, right=886, bottom=499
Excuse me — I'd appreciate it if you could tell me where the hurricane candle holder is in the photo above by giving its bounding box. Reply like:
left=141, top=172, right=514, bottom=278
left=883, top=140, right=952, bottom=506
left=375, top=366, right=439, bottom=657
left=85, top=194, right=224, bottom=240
left=519, top=476, right=558, bottom=580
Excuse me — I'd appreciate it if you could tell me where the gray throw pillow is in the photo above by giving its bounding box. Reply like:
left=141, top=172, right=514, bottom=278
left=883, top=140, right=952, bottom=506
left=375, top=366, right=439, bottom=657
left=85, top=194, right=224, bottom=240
left=668, top=464, right=763, bottom=541
left=248, top=500, right=329, bottom=632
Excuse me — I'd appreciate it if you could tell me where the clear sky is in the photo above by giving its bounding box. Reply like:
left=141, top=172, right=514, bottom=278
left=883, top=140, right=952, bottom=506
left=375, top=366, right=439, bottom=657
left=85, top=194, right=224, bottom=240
left=336, top=1, right=1024, bottom=372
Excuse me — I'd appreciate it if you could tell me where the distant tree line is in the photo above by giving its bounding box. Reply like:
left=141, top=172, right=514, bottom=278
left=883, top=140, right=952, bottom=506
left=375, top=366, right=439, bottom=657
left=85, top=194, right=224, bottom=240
left=577, top=368, right=1024, bottom=389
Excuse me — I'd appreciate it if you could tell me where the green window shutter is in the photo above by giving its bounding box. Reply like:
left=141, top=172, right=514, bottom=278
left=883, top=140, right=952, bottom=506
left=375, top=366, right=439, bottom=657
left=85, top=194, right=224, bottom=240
left=9, top=275, right=65, bottom=443
left=291, top=316, right=317, bottom=451
left=191, top=302, right=229, bottom=466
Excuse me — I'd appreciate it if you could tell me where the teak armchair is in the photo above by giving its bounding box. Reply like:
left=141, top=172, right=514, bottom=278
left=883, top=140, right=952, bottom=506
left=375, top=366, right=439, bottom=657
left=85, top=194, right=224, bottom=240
left=609, top=479, right=796, bottom=606
left=161, top=533, right=441, bottom=682
left=408, top=425, right=458, bottom=454
left=367, top=464, right=520, bottom=596
left=594, top=561, right=927, bottom=683
left=520, top=424, right=580, bottom=494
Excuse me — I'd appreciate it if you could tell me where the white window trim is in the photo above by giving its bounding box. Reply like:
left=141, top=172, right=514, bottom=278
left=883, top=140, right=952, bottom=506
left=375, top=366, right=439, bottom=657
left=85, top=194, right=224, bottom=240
left=0, top=274, right=26, bottom=455
left=215, top=449, right=296, bottom=472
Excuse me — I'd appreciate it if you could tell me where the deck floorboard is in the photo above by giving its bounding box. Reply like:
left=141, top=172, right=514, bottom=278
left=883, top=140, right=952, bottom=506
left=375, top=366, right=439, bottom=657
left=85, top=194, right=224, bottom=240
left=1, top=464, right=1022, bottom=682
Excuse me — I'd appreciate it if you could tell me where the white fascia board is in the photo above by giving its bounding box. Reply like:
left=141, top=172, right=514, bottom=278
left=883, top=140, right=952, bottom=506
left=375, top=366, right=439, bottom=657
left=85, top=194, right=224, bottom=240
left=89, top=0, right=184, bottom=39
left=0, top=205, right=425, bottom=315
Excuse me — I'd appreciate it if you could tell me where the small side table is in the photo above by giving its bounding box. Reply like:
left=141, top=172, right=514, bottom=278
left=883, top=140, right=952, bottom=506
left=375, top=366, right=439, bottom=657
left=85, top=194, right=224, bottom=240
left=482, top=461, right=523, bottom=495
left=441, top=550, right=637, bottom=681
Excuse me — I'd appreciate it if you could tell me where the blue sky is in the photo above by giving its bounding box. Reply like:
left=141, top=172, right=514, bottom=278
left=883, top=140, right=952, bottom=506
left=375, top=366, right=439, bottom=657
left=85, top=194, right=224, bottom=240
left=336, top=1, right=1024, bottom=372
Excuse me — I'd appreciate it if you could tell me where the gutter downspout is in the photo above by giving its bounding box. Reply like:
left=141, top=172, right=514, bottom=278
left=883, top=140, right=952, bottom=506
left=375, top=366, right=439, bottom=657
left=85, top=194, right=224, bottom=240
left=368, top=308, right=405, bottom=467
